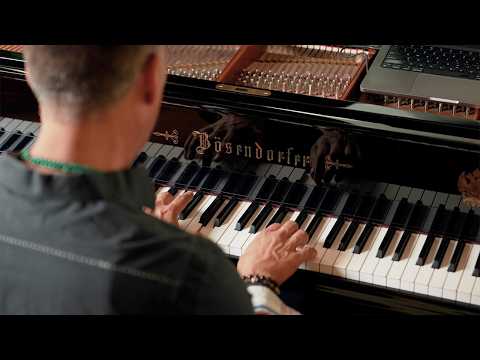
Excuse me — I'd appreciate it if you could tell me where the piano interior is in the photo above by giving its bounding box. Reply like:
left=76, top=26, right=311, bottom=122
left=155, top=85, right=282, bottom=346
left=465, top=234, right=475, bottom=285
left=1, top=45, right=480, bottom=315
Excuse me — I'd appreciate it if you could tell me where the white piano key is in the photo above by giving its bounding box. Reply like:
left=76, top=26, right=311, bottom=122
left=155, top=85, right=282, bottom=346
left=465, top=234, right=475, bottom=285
left=458, top=244, right=480, bottom=304
left=305, top=216, right=335, bottom=271
left=229, top=204, right=263, bottom=257
left=184, top=195, right=217, bottom=235
left=198, top=199, right=229, bottom=243
left=359, top=227, right=388, bottom=284
left=346, top=226, right=382, bottom=281
left=319, top=218, right=349, bottom=274
left=428, top=240, right=456, bottom=298
left=387, top=233, right=420, bottom=289
left=471, top=275, right=480, bottom=306
left=201, top=200, right=245, bottom=246
left=240, top=206, right=279, bottom=255
left=443, top=243, right=471, bottom=301
left=414, top=237, right=441, bottom=295
left=0, top=117, right=14, bottom=128
left=23, top=121, right=39, bottom=134
left=332, top=223, right=365, bottom=278
left=14, top=120, right=31, bottom=132
left=216, top=201, right=251, bottom=253
left=4, top=118, right=22, bottom=131
left=400, top=234, right=427, bottom=292
left=373, top=230, right=403, bottom=286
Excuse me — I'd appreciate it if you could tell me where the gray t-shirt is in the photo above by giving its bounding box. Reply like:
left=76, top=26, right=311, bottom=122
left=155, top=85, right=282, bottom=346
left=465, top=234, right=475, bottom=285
left=0, top=154, right=254, bottom=314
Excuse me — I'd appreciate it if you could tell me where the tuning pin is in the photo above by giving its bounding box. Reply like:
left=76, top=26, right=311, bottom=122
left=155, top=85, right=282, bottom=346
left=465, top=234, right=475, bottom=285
left=438, top=103, right=443, bottom=113
left=410, top=99, right=415, bottom=110
left=452, top=104, right=457, bottom=116
left=424, top=101, right=429, bottom=112
left=397, top=97, right=401, bottom=109
left=466, top=107, right=470, bottom=118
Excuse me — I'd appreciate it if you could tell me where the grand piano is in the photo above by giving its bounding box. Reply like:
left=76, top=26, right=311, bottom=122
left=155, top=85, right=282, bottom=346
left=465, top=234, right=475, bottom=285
left=1, top=45, right=479, bottom=315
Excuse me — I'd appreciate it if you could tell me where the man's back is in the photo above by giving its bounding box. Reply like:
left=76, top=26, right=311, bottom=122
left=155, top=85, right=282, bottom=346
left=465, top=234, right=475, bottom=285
left=0, top=155, right=254, bottom=314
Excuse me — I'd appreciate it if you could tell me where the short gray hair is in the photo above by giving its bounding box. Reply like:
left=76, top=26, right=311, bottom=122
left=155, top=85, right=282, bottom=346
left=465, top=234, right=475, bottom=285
left=23, top=45, right=161, bottom=116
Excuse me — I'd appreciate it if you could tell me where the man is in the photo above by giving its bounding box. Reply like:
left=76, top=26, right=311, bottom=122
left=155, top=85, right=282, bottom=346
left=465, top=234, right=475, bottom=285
left=0, top=46, right=316, bottom=314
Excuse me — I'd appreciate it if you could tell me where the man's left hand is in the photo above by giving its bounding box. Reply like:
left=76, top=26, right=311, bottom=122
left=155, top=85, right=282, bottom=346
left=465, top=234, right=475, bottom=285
left=144, top=191, right=194, bottom=227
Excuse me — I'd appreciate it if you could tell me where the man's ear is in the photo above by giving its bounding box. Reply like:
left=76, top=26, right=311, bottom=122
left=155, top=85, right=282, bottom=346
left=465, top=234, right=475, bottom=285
left=140, top=52, right=163, bottom=105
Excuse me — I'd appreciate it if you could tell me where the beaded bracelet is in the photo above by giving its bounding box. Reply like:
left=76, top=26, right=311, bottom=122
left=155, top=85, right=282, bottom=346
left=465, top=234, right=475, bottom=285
left=241, top=274, right=281, bottom=296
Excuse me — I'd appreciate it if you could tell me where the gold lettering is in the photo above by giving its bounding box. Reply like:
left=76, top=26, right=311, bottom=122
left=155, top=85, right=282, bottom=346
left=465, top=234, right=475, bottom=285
left=278, top=151, right=286, bottom=164
left=225, top=142, right=232, bottom=154
left=255, top=142, right=263, bottom=160
left=214, top=141, right=222, bottom=153
left=287, top=147, right=293, bottom=165
left=267, top=150, right=274, bottom=162
left=294, top=154, right=301, bottom=167
left=236, top=144, right=243, bottom=156
left=244, top=145, right=252, bottom=158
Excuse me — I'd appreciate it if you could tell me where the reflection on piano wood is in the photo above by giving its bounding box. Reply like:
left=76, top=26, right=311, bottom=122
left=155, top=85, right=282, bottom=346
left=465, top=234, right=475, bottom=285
left=362, top=93, right=480, bottom=121
left=2, top=116, right=480, bottom=310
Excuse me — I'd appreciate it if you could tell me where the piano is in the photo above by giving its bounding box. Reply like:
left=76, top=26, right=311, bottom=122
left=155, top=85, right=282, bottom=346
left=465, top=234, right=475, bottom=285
left=1, top=45, right=480, bottom=315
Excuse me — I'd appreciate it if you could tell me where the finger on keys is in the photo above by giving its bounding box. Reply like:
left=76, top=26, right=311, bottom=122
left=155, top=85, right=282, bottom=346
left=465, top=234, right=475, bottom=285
left=276, top=221, right=299, bottom=241
left=143, top=206, right=153, bottom=215
left=284, top=229, right=309, bottom=251
left=167, top=191, right=194, bottom=214
left=290, top=245, right=317, bottom=264
left=155, top=191, right=174, bottom=206
left=265, top=223, right=282, bottom=233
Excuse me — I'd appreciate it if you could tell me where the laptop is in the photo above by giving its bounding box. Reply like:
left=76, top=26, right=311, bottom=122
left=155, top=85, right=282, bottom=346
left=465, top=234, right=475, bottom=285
left=360, top=45, right=480, bottom=107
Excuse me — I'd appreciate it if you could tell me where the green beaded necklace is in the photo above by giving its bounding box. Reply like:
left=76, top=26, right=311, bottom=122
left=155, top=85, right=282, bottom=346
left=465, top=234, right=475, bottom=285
left=20, top=149, right=99, bottom=175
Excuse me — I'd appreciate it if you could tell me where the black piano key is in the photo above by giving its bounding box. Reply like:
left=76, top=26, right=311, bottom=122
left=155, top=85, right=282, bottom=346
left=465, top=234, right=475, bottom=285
left=294, top=209, right=309, bottom=227
left=132, top=152, right=148, bottom=168
left=178, top=191, right=204, bottom=220
left=392, top=231, right=412, bottom=261
left=432, top=238, right=451, bottom=269
left=11, top=134, right=34, bottom=152
left=0, top=131, right=22, bottom=151
left=376, top=227, right=396, bottom=258
left=267, top=207, right=288, bottom=227
left=353, top=223, right=374, bottom=254
left=148, top=155, right=167, bottom=178
left=304, top=186, right=326, bottom=211
left=355, top=196, right=376, bottom=220
left=236, top=202, right=259, bottom=231
left=448, top=241, right=465, bottom=273
left=473, top=252, right=480, bottom=277
left=338, top=221, right=359, bottom=251
left=323, top=217, right=345, bottom=248
left=214, top=197, right=239, bottom=227
left=168, top=187, right=178, bottom=196
left=306, top=212, right=324, bottom=239
left=199, top=195, right=225, bottom=226
left=250, top=203, right=274, bottom=234
left=155, top=158, right=180, bottom=182
left=175, top=161, right=200, bottom=186
left=416, top=234, right=436, bottom=266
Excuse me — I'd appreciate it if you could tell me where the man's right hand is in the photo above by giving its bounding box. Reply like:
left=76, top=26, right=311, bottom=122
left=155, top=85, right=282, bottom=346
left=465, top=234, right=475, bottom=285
left=237, top=221, right=317, bottom=285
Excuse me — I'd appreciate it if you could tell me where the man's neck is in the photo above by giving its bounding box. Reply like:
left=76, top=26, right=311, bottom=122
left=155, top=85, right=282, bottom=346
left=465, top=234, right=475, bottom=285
left=29, top=107, right=137, bottom=173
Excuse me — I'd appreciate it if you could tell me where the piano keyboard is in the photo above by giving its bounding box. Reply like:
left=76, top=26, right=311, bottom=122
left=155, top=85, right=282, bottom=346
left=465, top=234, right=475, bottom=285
left=2, top=116, right=480, bottom=308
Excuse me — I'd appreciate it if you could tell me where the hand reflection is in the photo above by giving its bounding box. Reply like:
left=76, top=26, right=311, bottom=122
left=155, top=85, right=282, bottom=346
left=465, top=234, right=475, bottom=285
left=310, top=129, right=361, bottom=184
